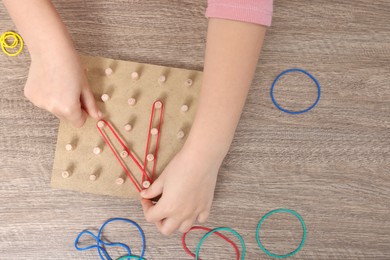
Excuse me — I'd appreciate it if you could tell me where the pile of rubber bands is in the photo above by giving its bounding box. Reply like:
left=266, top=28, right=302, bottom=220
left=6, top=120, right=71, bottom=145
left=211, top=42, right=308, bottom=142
left=75, top=209, right=306, bottom=259
left=74, top=218, right=146, bottom=260
left=0, top=31, right=24, bottom=56
left=182, top=209, right=306, bottom=260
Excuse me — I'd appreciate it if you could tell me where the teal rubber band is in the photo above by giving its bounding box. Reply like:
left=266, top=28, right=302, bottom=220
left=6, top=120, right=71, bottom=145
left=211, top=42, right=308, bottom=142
left=195, top=227, right=246, bottom=260
left=117, top=256, right=145, bottom=260
left=256, top=208, right=306, bottom=259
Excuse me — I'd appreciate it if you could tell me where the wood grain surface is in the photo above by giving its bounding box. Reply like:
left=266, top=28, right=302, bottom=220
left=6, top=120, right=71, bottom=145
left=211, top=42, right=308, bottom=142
left=0, top=0, right=389, bottom=259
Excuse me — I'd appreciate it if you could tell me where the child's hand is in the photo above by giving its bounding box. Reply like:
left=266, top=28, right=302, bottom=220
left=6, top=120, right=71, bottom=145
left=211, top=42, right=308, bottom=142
left=24, top=52, right=101, bottom=127
left=141, top=148, right=220, bottom=236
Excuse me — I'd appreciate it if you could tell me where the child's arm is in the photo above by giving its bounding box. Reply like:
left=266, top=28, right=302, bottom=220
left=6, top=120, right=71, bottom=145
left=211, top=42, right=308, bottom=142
left=3, top=0, right=101, bottom=127
left=141, top=18, right=267, bottom=236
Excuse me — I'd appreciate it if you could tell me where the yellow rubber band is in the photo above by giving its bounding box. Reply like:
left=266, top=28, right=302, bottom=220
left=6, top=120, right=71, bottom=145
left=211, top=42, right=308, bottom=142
left=0, top=31, right=24, bottom=57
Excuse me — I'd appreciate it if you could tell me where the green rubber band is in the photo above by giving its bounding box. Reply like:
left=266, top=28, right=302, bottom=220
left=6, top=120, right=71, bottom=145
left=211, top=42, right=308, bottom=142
left=256, top=208, right=306, bottom=259
left=195, top=227, right=246, bottom=260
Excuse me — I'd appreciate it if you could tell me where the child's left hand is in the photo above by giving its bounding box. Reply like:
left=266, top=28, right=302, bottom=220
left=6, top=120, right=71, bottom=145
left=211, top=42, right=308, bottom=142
left=140, top=148, right=221, bottom=236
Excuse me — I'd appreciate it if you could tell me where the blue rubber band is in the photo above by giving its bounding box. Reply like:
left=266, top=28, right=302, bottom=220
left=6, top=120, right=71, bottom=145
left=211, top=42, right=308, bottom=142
left=195, top=227, right=246, bottom=260
left=74, top=218, right=146, bottom=260
left=256, top=208, right=306, bottom=259
left=270, top=68, right=321, bottom=114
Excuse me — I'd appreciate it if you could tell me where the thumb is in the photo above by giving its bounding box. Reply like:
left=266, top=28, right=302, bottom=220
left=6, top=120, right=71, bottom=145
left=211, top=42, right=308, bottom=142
left=68, top=107, right=89, bottom=128
left=140, top=177, right=164, bottom=199
left=81, top=85, right=102, bottom=119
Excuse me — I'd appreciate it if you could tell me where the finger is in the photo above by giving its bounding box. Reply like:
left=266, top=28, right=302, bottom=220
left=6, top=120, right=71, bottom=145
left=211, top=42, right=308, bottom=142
left=80, top=85, right=102, bottom=119
left=179, top=218, right=196, bottom=233
left=51, top=112, right=66, bottom=123
left=159, top=217, right=181, bottom=236
left=155, top=220, right=163, bottom=230
left=140, top=177, right=164, bottom=199
left=49, top=101, right=88, bottom=128
left=67, top=108, right=88, bottom=128
left=141, top=198, right=166, bottom=223
left=197, top=211, right=210, bottom=224
left=141, top=198, right=154, bottom=214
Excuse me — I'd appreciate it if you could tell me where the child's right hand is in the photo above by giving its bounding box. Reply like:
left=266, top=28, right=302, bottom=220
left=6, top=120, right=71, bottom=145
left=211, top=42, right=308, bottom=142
left=24, top=51, right=101, bottom=127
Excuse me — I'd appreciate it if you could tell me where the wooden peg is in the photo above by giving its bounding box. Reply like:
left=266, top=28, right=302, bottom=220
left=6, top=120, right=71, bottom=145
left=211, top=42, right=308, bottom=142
left=147, top=154, right=154, bottom=162
left=89, top=173, right=97, bottom=181
left=142, top=181, right=151, bottom=189
left=105, top=67, right=113, bottom=76
left=155, top=101, right=163, bottom=109
left=93, top=147, right=102, bottom=155
left=97, top=121, right=105, bottom=128
left=65, top=143, right=74, bottom=151
left=180, top=105, right=189, bottom=113
left=150, top=128, right=158, bottom=136
left=177, top=130, right=185, bottom=140
left=158, top=75, right=166, bottom=83
left=120, top=150, right=128, bottom=158
left=131, top=71, right=139, bottom=80
left=116, top=177, right=125, bottom=185
left=128, top=98, right=137, bottom=106
left=185, top=79, right=193, bottom=87
left=61, top=171, right=70, bottom=178
left=101, top=94, right=110, bottom=102
left=124, top=124, right=132, bottom=132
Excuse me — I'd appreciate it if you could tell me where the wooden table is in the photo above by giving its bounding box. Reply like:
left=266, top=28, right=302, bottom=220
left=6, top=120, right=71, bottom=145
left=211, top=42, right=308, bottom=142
left=0, top=0, right=389, bottom=259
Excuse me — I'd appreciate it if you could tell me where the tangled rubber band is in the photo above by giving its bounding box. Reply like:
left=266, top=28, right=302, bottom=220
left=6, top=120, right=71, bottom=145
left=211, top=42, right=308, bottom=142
left=75, top=218, right=146, bottom=260
left=270, top=68, right=321, bottom=114
left=183, top=226, right=246, bottom=260
left=256, top=208, right=307, bottom=259
left=182, top=226, right=241, bottom=260
left=0, top=31, right=24, bottom=57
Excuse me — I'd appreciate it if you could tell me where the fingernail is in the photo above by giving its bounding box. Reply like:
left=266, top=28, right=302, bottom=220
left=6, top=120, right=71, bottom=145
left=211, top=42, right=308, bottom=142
left=140, top=190, right=146, bottom=197
left=97, top=110, right=103, bottom=119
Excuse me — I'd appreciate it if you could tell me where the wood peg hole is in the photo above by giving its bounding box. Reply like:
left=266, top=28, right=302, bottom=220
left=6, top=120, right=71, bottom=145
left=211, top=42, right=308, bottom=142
left=128, top=98, right=137, bottom=106
left=97, top=121, right=105, bottom=128
left=180, top=105, right=189, bottom=113
left=147, top=154, right=154, bottom=162
left=177, top=130, right=185, bottom=140
left=65, top=144, right=74, bottom=151
left=155, top=101, right=163, bottom=109
left=98, top=121, right=106, bottom=128
left=61, top=171, right=70, bottom=178
left=158, top=75, right=166, bottom=83
left=116, top=177, right=125, bottom=185
left=93, top=147, right=102, bottom=155
left=124, top=124, right=132, bottom=132
left=101, top=94, right=110, bottom=102
left=143, top=181, right=151, bottom=189
left=185, top=79, right=193, bottom=87
left=150, top=128, right=158, bottom=136
left=120, top=150, right=129, bottom=158
left=105, top=67, right=113, bottom=76
left=131, top=71, right=139, bottom=80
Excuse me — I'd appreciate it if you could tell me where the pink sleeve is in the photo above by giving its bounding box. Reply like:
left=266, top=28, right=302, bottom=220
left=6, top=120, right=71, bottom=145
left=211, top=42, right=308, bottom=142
left=206, top=0, right=273, bottom=26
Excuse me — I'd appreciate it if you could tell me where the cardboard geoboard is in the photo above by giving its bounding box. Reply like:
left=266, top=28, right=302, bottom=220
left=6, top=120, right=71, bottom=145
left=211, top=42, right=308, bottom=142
left=51, top=55, right=202, bottom=198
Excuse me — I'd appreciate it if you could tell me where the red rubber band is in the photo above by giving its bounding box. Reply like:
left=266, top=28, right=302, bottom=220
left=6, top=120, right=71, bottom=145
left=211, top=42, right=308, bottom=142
left=143, top=100, right=164, bottom=182
left=96, top=119, right=151, bottom=192
left=95, top=101, right=165, bottom=192
left=182, top=226, right=240, bottom=260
